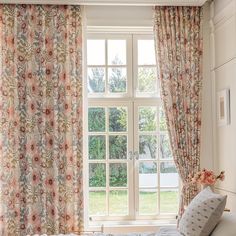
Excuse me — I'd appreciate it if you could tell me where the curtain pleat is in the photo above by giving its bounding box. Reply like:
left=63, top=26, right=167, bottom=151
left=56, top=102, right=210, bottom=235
left=0, top=4, right=83, bottom=235
left=153, top=6, right=203, bottom=223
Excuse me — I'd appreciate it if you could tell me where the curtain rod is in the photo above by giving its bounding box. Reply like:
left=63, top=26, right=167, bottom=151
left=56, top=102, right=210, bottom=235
left=0, top=0, right=207, bottom=6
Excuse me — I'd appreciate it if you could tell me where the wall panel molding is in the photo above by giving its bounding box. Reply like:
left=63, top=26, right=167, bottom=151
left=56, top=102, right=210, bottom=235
left=214, top=0, right=236, bottom=28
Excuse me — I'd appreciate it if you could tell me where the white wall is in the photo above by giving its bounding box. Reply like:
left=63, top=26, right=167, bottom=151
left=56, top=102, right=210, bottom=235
left=85, top=6, right=153, bottom=27
left=201, top=2, right=213, bottom=169
left=211, top=0, right=236, bottom=211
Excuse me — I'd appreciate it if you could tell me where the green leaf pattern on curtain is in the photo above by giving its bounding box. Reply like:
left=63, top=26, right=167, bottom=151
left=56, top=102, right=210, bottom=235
left=153, top=6, right=203, bottom=222
left=0, top=4, right=83, bottom=235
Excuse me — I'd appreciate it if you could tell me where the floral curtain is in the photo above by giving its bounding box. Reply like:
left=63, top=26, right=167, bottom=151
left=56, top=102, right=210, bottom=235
left=153, top=6, right=203, bottom=221
left=0, top=5, right=83, bottom=235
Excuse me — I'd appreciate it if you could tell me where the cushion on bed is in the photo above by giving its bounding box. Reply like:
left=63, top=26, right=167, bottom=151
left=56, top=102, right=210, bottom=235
left=179, top=186, right=227, bottom=236
left=211, top=212, right=236, bottom=236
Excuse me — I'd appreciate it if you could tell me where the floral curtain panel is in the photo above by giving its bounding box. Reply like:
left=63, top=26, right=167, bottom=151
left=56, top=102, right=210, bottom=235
left=153, top=6, right=203, bottom=221
left=0, top=5, right=83, bottom=235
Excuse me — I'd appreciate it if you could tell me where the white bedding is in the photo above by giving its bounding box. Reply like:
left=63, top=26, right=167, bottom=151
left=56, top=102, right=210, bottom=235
left=30, top=212, right=236, bottom=236
left=211, top=212, right=236, bottom=236
left=30, top=228, right=180, bottom=236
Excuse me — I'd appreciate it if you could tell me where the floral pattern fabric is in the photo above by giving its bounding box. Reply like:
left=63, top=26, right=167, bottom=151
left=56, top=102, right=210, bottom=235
left=153, top=6, right=203, bottom=221
left=0, top=5, right=83, bottom=235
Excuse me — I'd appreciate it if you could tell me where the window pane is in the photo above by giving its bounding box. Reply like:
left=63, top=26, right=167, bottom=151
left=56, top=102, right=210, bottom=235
left=160, top=134, right=172, bottom=159
left=139, top=107, right=157, bottom=131
left=87, top=40, right=105, bottom=65
left=88, top=67, right=105, bottom=93
left=139, top=189, right=157, bottom=215
left=138, top=67, right=157, bottom=93
left=89, top=135, right=106, bottom=160
left=89, top=163, right=106, bottom=187
left=89, top=191, right=106, bottom=216
left=109, top=135, right=127, bottom=159
left=108, top=40, right=126, bottom=65
left=138, top=40, right=156, bottom=65
left=109, top=190, right=128, bottom=215
left=159, top=106, right=167, bottom=131
left=108, top=67, right=127, bottom=93
left=139, top=135, right=157, bottom=159
left=109, top=107, right=127, bottom=132
left=160, top=162, right=178, bottom=187
left=139, top=161, right=157, bottom=188
left=109, top=163, right=127, bottom=187
left=88, top=107, right=105, bottom=132
left=160, top=189, right=179, bottom=213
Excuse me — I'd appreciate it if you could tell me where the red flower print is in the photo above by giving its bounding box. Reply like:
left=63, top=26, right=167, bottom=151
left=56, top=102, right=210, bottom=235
left=49, top=139, right=53, bottom=146
left=28, top=72, right=32, bottom=79
left=46, top=69, right=51, bottom=75
left=65, top=103, right=69, bottom=110
left=18, top=55, right=24, bottom=62
left=45, top=177, right=54, bottom=186
left=66, top=175, right=71, bottom=181
left=32, top=172, right=39, bottom=183
left=38, top=117, right=43, bottom=124
left=50, top=120, right=54, bottom=127
left=66, top=214, right=70, bottom=221
left=20, top=126, right=25, bottom=133
left=45, top=108, right=51, bottom=115
left=20, top=224, right=25, bottom=230
left=33, top=156, right=39, bottom=163
left=51, top=208, right=55, bottom=216
left=26, top=140, right=37, bottom=155
left=32, top=214, right=37, bottom=222
left=31, top=103, right=35, bottom=111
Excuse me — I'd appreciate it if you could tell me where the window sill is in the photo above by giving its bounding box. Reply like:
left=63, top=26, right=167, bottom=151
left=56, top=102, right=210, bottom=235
left=86, top=219, right=177, bottom=233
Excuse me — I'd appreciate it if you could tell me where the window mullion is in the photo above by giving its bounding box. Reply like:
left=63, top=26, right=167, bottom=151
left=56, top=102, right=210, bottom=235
left=105, top=107, right=109, bottom=216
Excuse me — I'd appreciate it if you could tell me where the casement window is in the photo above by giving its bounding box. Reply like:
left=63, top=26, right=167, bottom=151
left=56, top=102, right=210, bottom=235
left=85, top=33, right=179, bottom=223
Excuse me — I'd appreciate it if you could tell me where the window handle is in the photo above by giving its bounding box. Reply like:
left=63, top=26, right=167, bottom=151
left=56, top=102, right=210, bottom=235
left=128, top=151, right=133, bottom=160
left=134, top=151, right=139, bottom=160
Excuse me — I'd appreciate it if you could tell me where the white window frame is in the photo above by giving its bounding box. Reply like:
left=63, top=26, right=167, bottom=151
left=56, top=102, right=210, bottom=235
left=133, top=100, right=179, bottom=220
left=133, top=34, right=160, bottom=98
left=87, top=34, right=133, bottom=98
left=88, top=101, right=134, bottom=221
left=84, top=31, right=179, bottom=227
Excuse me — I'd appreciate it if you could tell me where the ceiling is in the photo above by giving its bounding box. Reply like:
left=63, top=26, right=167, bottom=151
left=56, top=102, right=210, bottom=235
left=0, top=0, right=208, bottom=6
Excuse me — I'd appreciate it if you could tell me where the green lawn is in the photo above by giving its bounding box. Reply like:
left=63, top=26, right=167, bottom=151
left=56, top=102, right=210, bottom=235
left=89, top=190, right=179, bottom=216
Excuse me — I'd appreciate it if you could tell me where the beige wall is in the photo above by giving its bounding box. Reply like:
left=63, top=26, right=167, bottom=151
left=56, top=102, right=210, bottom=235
left=211, top=0, right=236, bottom=211
left=201, top=2, right=213, bottom=169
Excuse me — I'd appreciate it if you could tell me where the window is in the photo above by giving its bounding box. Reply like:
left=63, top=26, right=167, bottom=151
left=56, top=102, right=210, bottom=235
left=86, top=33, right=179, bottom=223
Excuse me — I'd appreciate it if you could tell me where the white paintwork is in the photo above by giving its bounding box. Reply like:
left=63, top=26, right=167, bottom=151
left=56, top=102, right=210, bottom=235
left=0, top=0, right=207, bottom=6
left=214, top=0, right=234, bottom=16
left=85, top=6, right=153, bottom=27
left=214, top=15, right=236, bottom=69
left=211, top=0, right=236, bottom=211
left=201, top=2, right=213, bottom=169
